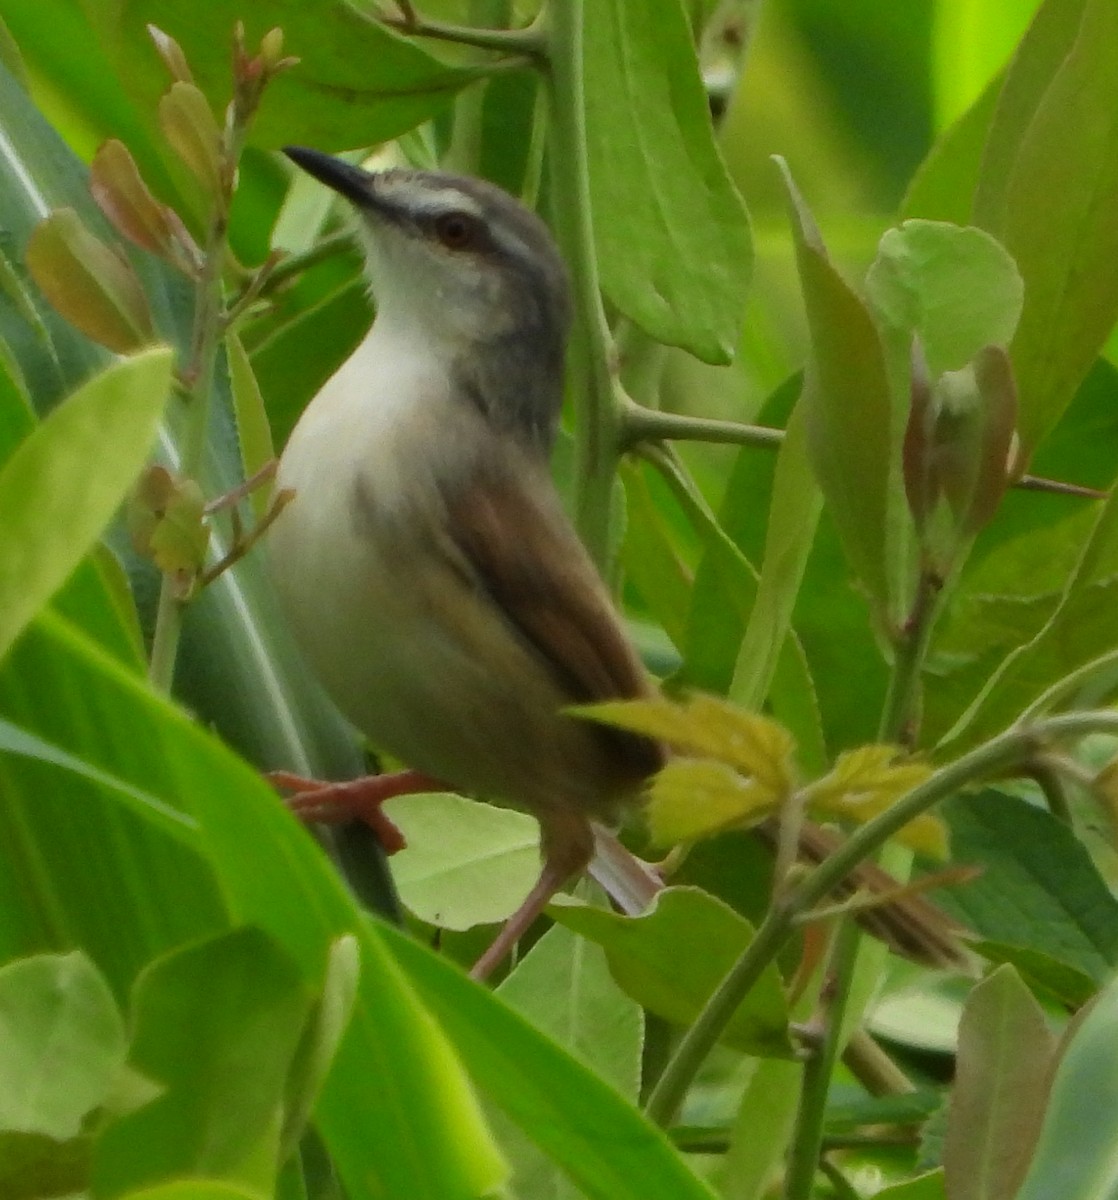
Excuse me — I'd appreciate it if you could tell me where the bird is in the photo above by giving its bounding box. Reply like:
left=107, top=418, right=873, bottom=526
left=269, top=147, right=664, bottom=979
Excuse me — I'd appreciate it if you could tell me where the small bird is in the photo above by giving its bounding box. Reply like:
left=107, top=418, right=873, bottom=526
left=270, top=148, right=664, bottom=977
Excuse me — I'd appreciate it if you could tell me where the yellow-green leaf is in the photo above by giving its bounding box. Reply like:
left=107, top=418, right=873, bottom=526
left=580, top=695, right=795, bottom=789
left=647, top=758, right=780, bottom=847
left=26, top=209, right=154, bottom=354
left=803, top=745, right=946, bottom=857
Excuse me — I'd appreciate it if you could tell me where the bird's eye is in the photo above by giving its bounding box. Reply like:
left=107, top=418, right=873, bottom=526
left=434, top=211, right=477, bottom=250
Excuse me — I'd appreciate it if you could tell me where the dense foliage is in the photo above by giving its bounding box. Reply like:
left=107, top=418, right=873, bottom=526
left=2, top=2, right=1118, bottom=1198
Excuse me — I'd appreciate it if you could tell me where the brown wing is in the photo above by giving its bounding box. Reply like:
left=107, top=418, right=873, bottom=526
left=442, top=460, right=664, bottom=781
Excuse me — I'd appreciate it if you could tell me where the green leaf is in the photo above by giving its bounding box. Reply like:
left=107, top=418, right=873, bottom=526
left=0, top=346, right=172, bottom=662
left=278, top=935, right=360, bottom=1161
left=495, top=924, right=643, bottom=1200
left=386, top=921, right=720, bottom=1200
left=226, top=331, right=276, bottom=521
left=98, top=0, right=479, bottom=152
left=549, top=888, right=793, bottom=1057
left=865, top=221, right=1023, bottom=379
left=583, top=0, right=752, bottom=364
left=122, top=1184, right=266, bottom=1200
left=966, top=942, right=1097, bottom=1009
left=621, top=463, right=694, bottom=649
left=730, top=398, right=821, bottom=709
left=383, top=792, right=541, bottom=931
left=973, top=0, right=1089, bottom=234
left=1014, top=971, right=1118, bottom=1200
left=937, top=791, right=1118, bottom=985
left=92, top=927, right=313, bottom=1194
left=0, top=613, right=507, bottom=1200
left=940, top=480, right=1118, bottom=750
left=25, top=209, right=155, bottom=354
left=943, top=964, right=1056, bottom=1200
left=975, top=0, right=1118, bottom=458
left=776, top=157, right=895, bottom=618
left=0, top=951, right=126, bottom=1140
left=902, top=74, right=1002, bottom=224
left=158, top=80, right=223, bottom=196
left=874, top=1171, right=946, bottom=1200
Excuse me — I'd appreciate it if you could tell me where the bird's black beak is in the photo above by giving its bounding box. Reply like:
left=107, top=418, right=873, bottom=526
left=283, top=146, right=375, bottom=208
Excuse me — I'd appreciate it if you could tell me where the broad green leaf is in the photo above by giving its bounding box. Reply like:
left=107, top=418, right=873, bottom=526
left=386, top=922, right=721, bottom=1200
left=383, top=792, right=540, bottom=931
left=97, top=0, right=479, bottom=152
left=714, top=1056, right=801, bottom=1200
left=549, top=888, right=793, bottom=1058
left=621, top=463, right=693, bottom=649
left=902, top=74, right=1002, bottom=224
left=496, top=924, right=643, bottom=1200
left=937, top=791, right=1118, bottom=985
left=278, top=935, right=360, bottom=1161
left=582, top=0, right=752, bottom=363
left=776, top=157, right=895, bottom=618
left=0, top=346, right=172, bottom=661
left=973, top=0, right=1089, bottom=234
left=939, top=480, right=1118, bottom=750
left=975, top=0, right=1118, bottom=458
left=0, top=951, right=126, bottom=1140
left=943, top=964, right=1056, bottom=1200
left=967, top=942, right=1097, bottom=1009
left=92, top=927, right=313, bottom=1194
left=931, top=0, right=1039, bottom=129
left=1014, top=972, right=1118, bottom=1200
left=865, top=221, right=1023, bottom=379
left=0, top=613, right=506, bottom=1200
left=869, top=977, right=966, bottom=1056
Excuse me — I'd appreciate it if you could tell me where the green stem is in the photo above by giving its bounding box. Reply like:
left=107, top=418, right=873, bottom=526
left=544, top=0, right=623, bottom=567
left=382, top=5, right=546, bottom=58
left=784, top=923, right=861, bottom=1200
left=1025, top=756, right=1074, bottom=824
left=620, top=400, right=785, bottom=452
left=643, top=709, right=1118, bottom=1127
left=148, top=211, right=227, bottom=692
left=877, top=566, right=942, bottom=747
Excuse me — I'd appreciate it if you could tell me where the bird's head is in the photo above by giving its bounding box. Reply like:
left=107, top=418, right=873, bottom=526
left=285, top=147, right=571, bottom=445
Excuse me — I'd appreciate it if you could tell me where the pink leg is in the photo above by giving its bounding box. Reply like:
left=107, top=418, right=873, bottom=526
left=268, top=768, right=443, bottom=855
left=470, top=813, right=594, bottom=981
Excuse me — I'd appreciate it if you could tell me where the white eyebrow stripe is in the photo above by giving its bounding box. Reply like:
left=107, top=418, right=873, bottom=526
left=405, top=186, right=485, bottom=221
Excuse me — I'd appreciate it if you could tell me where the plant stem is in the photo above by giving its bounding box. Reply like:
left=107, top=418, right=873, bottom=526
left=643, top=708, right=1118, bottom=1127
left=619, top=400, right=785, bottom=452
left=544, top=0, right=623, bottom=568
left=877, top=566, right=942, bottom=747
left=784, top=923, right=861, bottom=1200
left=148, top=210, right=228, bottom=692
left=381, top=4, right=547, bottom=58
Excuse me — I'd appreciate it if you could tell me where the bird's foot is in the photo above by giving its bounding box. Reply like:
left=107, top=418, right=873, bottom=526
left=268, top=768, right=443, bottom=855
